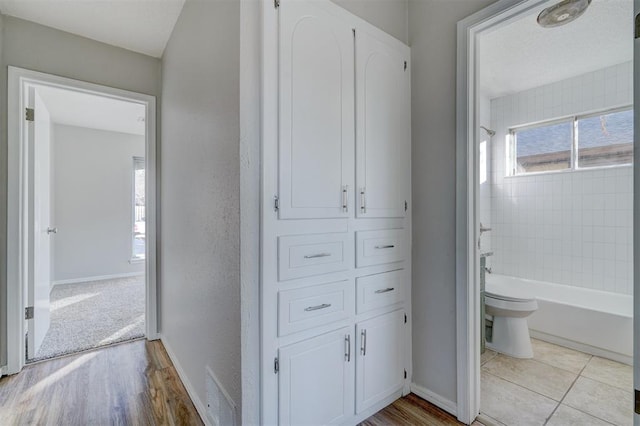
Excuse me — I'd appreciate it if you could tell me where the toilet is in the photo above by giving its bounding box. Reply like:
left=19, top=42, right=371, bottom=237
left=485, top=280, right=538, bottom=358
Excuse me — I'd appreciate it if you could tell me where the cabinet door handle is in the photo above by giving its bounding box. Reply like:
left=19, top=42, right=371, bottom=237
left=345, top=334, right=351, bottom=362
left=303, top=253, right=331, bottom=259
left=374, top=244, right=395, bottom=249
left=375, top=287, right=395, bottom=294
left=304, top=303, right=331, bottom=312
left=342, top=185, right=348, bottom=213
left=360, top=188, right=366, bottom=213
left=361, top=329, right=367, bottom=356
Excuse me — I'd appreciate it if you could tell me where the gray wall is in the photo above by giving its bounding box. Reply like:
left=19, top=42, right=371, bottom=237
left=331, top=0, right=408, bottom=43
left=0, top=15, right=160, bottom=370
left=159, top=0, right=241, bottom=420
left=52, top=124, right=145, bottom=283
left=0, top=13, right=5, bottom=368
left=408, top=0, right=496, bottom=406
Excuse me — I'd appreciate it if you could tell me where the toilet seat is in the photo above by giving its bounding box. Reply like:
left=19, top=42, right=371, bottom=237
left=486, top=280, right=535, bottom=302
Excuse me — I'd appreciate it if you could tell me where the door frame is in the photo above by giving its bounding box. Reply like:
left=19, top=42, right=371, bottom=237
left=454, top=0, right=587, bottom=422
left=6, top=66, right=158, bottom=374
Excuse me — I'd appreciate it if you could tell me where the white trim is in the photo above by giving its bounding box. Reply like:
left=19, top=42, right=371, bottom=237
left=51, top=272, right=145, bottom=287
left=410, top=383, right=457, bottom=417
left=161, top=336, right=210, bottom=426
left=455, top=0, right=552, bottom=423
left=6, top=66, right=159, bottom=374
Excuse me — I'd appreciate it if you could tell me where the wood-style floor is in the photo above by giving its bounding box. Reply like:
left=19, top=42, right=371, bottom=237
left=1, top=338, right=474, bottom=426
left=0, top=339, right=202, bottom=425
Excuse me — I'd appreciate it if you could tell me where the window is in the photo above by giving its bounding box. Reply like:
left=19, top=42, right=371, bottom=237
left=510, top=107, right=633, bottom=175
left=132, top=157, right=145, bottom=260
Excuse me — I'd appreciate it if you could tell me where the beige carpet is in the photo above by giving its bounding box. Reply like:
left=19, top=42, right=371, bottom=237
left=30, top=276, right=145, bottom=362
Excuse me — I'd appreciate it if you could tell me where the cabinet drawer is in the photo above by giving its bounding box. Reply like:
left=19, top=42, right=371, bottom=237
left=278, top=233, right=350, bottom=281
left=356, top=229, right=406, bottom=268
left=356, top=270, right=404, bottom=314
left=278, top=280, right=354, bottom=336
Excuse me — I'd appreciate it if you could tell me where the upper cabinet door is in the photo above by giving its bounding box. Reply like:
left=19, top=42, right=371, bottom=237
left=279, top=1, right=355, bottom=219
left=356, top=30, right=410, bottom=218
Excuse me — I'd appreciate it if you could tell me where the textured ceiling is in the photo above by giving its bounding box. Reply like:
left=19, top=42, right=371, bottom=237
left=36, top=85, right=146, bottom=135
left=479, top=0, right=632, bottom=99
left=0, top=0, right=185, bottom=58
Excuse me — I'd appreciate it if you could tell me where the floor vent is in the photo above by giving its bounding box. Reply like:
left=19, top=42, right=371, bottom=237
left=206, top=366, right=237, bottom=426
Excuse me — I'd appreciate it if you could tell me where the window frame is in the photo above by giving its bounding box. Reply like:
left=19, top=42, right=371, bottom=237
left=130, top=156, right=145, bottom=263
left=508, top=105, right=633, bottom=176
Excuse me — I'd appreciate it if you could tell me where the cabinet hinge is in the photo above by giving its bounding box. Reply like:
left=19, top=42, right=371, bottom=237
left=404, top=314, right=407, bottom=323
left=25, top=306, right=34, bottom=320
left=404, top=369, right=407, bottom=379
left=635, top=389, right=640, bottom=414
left=404, top=61, right=407, bottom=71
left=274, top=0, right=279, bottom=9
left=25, top=108, right=34, bottom=122
left=404, top=201, right=408, bottom=212
left=352, top=28, right=356, bottom=37
left=274, top=195, right=279, bottom=212
left=274, top=357, right=279, bottom=374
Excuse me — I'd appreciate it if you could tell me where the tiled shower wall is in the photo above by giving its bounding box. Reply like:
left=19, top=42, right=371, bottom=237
left=487, top=61, right=633, bottom=295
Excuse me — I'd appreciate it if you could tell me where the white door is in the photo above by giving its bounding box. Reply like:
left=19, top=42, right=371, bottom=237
left=278, top=0, right=355, bottom=219
left=356, top=309, right=404, bottom=413
left=356, top=30, right=410, bottom=218
left=27, top=87, right=52, bottom=359
left=278, top=327, right=354, bottom=425
left=634, top=0, right=639, bottom=421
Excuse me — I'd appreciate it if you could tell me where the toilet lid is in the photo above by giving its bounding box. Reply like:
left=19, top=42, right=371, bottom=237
left=485, top=280, right=536, bottom=302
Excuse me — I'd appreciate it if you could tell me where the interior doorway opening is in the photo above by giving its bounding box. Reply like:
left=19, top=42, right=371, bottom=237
left=6, top=67, right=158, bottom=373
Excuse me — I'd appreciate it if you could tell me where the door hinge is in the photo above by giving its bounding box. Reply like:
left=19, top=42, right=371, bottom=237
left=635, top=389, right=640, bottom=414
left=274, top=195, right=279, bottom=212
left=274, top=0, right=279, bottom=8
left=274, top=357, right=279, bottom=374
left=404, top=369, right=407, bottom=379
left=404, top=201, right=408, bottom=212
left=404, top=61, right=407, bottom=71
left=636, top=14, right=640, bottom=39
left=25, top=108, right=35, bottom=122
left=404, top=313, right=407, bottom=323
left=25, top=306, right=34, bottom=320
left=352, top=28, right=356, bottom=37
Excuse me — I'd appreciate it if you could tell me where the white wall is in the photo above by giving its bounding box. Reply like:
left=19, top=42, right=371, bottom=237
left=488, top=62, right=633, bottom=295
left=52, top=124, right=145, bottom=283
left=0, top=14, right=160, bottom=370
left=160, top=0, right=241, bottom=421
left=331, top=0, right=408, bottom=43
left=408, top=0, right=497, bottom=408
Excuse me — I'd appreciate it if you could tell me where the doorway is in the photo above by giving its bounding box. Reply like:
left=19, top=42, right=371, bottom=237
left=456, top=0, right=637, bottom=424
left=6, top=67, right=158, bottom=373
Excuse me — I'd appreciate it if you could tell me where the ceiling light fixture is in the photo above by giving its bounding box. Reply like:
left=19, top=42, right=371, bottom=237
left=537, top=0, right=591, bottom=28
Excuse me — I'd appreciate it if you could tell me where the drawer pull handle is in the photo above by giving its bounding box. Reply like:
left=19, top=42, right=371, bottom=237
left=375, top=244, right=395, bottom=249
left=304, top=303, right=331, bottom=312
left=304, top=253, right=331, bottom=259
left=361, top=330, right=367, bottom=356
left=375, top=287, right=395, bottom=294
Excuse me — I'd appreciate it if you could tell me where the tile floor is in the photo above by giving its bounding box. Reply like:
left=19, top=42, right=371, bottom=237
left=480, top=339, right=633, bottom=426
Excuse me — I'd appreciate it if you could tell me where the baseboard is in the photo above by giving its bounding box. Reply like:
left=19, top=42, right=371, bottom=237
left=529, top=330, right=633, bottom=366
left=52, top=272, right=144, bottom=286
left=160, top=336, right=210, bottom=426
left=0, top=365, right=7, bottom=377
left=410, top=383, right=457, bottom=417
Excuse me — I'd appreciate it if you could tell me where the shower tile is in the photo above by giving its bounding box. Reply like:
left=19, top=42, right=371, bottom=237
left=531, top=339, right=591, bottom=374
left=563, top=376, right=633, bottom=426
left=482, top=354, right=576, bottom=401
left=581, top=356, right=633, bottom=392
left=481, top=371, right=557, bottom=426
left=547, top=405, right=611, bottom=426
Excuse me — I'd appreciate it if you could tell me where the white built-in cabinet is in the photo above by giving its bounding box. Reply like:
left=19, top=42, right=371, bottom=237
left=262, top=0, right=411, bottom=424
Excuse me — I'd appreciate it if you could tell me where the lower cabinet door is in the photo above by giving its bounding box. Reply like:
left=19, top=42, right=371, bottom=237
left=279, top=327, right=354, bottom=425
left=356, top=310, right=404, bottom=413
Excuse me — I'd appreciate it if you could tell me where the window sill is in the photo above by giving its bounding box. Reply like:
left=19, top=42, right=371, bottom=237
left=129, top=257, right=145, bottom=264
left=506, top=163, right=633, bottom=179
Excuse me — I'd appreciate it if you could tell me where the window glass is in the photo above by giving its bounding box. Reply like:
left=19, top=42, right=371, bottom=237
left=515, top=121, right=573, bottom=173
left=577, top=109, right=633, bottom=168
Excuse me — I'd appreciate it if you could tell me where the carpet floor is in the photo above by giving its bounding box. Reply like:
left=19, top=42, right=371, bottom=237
left=30, top=276, right=145, bottom=362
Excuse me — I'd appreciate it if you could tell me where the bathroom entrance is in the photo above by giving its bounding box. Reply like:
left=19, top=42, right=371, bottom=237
left=457, top=0, right=637, bottom=424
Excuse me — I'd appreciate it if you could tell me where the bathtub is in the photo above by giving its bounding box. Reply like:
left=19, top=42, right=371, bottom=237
left=486, top=274, right=633, bottom=365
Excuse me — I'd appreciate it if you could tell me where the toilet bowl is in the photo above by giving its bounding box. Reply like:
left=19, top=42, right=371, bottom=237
left=485, top=280, right=538, bottom=358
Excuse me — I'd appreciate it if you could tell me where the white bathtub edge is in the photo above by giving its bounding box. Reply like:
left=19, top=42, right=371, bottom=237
left=530, top=330, right=633, bottom=366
